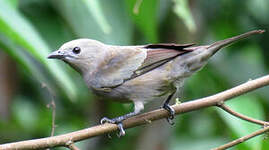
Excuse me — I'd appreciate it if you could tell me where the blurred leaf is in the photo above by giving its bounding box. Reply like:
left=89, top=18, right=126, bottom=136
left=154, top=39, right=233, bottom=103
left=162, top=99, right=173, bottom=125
left=3, top=0, right=17, bottom=8
left=262, top=138, right=269, bottom=150
left=0, top=0, right=77, bottom=100
left=51, top=0, right=133, bottom=45
left=0, top=35, right=46, bottom=83
left=189, top=111, right=217, bottom=137
left=218, top=96, right=264, bottom=150
left=211, top=44, right=269, bottom=99
left=125, top=0, right=159, bottom=43
left=173, top=0, right=196, bottom=33
left=82, top=0, right=111, bottom=34
left=171, top=136, right=227, bottom=150
left=247, top=0, right=269, bottom=23
left=19, top=0, right=75, bottom=50
left=12, top=96, right=39, bottom=131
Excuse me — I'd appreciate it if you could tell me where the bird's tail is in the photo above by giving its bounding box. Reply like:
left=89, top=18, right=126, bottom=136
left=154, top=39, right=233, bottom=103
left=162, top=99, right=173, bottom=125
left=207, top=29, right=265, bottom=56
left=170, top=30, right=265, bottom=78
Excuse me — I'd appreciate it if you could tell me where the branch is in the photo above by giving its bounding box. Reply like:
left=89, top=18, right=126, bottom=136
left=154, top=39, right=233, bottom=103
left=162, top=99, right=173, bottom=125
left=43, top=83, right=57, bottom=137
left=66, top=141, right=80, bottom=150
left=1, top=74, right=269, bottom=150
left=49, top=100, right=56, bottom=137
left=212, top=125, right=269, bottom=150
left=218, top=103, right=269, bottom=126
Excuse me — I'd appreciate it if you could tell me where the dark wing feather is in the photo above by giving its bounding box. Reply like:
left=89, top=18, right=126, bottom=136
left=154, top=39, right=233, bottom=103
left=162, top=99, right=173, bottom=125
left=145, top=43, right=195, bottom=50
left=128, top=43, right=195, bottom=80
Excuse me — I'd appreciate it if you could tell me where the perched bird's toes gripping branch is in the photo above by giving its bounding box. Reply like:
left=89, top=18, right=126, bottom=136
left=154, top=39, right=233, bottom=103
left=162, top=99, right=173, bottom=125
left=100, top=117, right=126, bottom=136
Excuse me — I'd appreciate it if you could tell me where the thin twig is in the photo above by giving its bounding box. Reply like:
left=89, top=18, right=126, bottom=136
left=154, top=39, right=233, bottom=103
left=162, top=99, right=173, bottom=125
left=47, top=100, right=56, bottom=137
left=212, top=126, right=269, bottom=150
left=1, top=74, right=269, bottom=150
left=218, top=103, right=269, bottom=126
left=42, top=83, right=57, bottom=137
left=66, top=141, right=80, bottom=150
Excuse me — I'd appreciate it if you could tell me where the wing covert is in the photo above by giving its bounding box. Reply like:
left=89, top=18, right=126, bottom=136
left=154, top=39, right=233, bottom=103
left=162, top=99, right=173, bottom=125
left=88, top=46, right=147, bottom=88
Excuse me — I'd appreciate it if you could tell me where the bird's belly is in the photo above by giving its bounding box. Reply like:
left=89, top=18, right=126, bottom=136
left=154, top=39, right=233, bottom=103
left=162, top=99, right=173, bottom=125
left=91, top=87, right=133, bottom=103
left=107, top=67, right=184, bottom=103
left=91, top=60, right=186, bottom=103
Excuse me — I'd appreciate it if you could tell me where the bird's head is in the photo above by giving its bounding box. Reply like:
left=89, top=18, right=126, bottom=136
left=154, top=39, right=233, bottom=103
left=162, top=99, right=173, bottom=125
left=48, top=39, right=105, bottom=74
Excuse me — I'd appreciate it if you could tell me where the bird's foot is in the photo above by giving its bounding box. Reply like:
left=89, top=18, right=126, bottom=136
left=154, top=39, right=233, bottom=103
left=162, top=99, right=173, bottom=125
left=162, top=103, right=175, bottom=125
left=100, top=117, right=126, bottom=137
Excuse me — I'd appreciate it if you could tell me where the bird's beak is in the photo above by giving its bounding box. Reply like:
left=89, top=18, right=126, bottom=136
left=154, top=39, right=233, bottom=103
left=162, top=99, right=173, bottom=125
left=47, top=50, right=65, bottom=59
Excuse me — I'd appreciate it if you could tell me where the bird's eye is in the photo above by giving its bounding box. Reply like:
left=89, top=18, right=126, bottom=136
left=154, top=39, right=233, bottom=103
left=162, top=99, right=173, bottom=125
left=72, top=47, right=81, bottom=54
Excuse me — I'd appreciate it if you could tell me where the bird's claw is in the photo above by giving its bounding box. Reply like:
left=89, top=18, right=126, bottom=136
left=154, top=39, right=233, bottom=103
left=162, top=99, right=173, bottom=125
left=116, top=123, right=126, bottom=137
left=100, top=117, right=116, bottom=124
left=162, top=103, right=175, bottom=125
left=166, top=115, right=175, bottom=125
left=100, top=117, right=126, bottom=137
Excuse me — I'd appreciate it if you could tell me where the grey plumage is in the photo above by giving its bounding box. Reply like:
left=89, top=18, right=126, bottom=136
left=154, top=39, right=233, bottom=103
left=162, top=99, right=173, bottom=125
left=48, top=30, right=264, bottom=136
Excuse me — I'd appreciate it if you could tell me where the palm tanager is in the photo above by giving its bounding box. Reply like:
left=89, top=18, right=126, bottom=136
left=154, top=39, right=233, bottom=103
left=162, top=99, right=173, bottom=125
left=48, top=30, right=264, bottom=136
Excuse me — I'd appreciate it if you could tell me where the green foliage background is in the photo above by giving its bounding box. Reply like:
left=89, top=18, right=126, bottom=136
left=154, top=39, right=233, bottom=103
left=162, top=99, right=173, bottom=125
left=0, top=0, right=269, bottom=149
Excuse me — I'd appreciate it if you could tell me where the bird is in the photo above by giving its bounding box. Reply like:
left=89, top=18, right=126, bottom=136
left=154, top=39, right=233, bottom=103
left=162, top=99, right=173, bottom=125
left=48, top=30, right=264, bottom=136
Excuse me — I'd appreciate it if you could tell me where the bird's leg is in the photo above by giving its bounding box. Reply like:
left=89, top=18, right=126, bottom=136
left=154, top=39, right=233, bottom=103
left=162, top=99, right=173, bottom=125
left=162, top=91, right=176, bottom=125
left=100, top=112, right=136, bottom=137
left=100, top=101, right=144, bottom=137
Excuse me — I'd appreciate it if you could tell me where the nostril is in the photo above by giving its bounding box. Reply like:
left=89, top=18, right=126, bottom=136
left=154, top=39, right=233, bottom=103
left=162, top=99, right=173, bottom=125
left=58, top=51, right=61, bottom=54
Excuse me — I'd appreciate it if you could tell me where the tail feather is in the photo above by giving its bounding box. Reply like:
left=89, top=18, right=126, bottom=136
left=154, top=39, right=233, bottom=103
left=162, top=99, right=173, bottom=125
left=208, top=30, right=265, bottom=55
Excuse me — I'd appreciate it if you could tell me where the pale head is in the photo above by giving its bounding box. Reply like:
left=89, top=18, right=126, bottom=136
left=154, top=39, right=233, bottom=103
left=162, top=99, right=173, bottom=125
left=48, top=39, right=105, bottom=74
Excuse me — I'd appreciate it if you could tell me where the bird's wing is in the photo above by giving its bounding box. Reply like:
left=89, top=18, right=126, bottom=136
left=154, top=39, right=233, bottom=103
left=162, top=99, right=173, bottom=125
left=89, top=43, right=194, bottom=89
left=89, top=46, right=147, bottom=88
left=128, top=43, right=195, bottom=80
